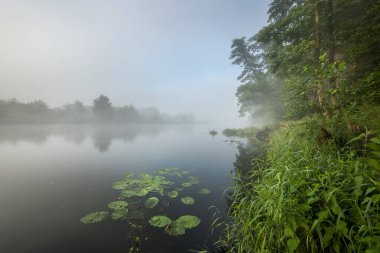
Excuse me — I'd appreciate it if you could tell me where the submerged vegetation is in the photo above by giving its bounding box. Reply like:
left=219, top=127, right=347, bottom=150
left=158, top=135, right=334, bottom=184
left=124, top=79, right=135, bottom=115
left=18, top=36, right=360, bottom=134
left=224, top=0, right=380, bottom=252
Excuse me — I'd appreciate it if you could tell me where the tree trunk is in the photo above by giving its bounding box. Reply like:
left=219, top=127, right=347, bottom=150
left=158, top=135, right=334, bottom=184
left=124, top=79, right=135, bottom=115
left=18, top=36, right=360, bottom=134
left=327, top=0, right=339, bottom=111
left=314, top=1, right=325, bottom=116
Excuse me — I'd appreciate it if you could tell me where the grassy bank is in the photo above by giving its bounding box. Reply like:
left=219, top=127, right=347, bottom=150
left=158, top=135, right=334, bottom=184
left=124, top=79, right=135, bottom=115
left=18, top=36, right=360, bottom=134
left=223, top=106, right=380, bottom=252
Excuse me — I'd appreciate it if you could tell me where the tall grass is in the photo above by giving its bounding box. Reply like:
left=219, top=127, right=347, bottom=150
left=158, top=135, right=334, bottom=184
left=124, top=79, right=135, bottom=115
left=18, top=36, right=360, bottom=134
left=223, top=114, right=380, bottom=252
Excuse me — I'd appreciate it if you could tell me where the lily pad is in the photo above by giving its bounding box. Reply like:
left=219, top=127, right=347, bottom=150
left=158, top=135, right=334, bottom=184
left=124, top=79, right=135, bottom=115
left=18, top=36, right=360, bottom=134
left=80, top=211, right=109, bottom=224
left=112, top=181, right=129, bottom=190
left=128, top=210, right=144, bottom=220
left=188, top=176, right=200, bottom=184
left=176, top=215, right=201, bottom=229
left=181, top=182, right=192, bottom=187
left=181, top=197, right=195, bottom=205
left=111, top=208, right=128, bottom=220
left=145, top=197, right=159, bottom=208
left=167, top=191, right=178, bottom=198
left=149, top=215, right=172, bottom=228
left=108, top=201, right=128, bottom=210
left=165, top=221, right=186, bottom=236
left=198, top=188, right=211, bottom=195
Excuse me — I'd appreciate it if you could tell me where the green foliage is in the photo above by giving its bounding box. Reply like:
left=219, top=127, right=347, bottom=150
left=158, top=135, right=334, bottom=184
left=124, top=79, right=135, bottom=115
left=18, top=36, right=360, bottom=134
left=198, top=188, right=211, bottom=195
left=149, top=215, right=172, bottom=228
left=224, top=117, right=380, bottom=252
left=231, top=0, right=380, bottom=120
left=80, top=211, right=109, bottom=224
left=108, top=201, right=128, bottom=210
left=167, top=190, right=179, bottom=198
left=145, top=197, right=159, bottom=209
left=181, top=197, right=195, bottom=205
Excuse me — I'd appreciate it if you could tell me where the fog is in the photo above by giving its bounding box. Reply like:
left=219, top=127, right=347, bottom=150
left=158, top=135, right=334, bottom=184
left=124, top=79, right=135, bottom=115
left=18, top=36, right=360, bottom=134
left=0, top=0, right=269, bottom=126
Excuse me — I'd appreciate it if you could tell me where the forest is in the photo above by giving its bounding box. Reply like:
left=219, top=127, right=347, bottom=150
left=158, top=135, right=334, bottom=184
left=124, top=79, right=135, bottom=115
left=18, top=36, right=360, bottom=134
left=0, top=95, right=194, bottom=124
left=223, top=0, right=380, bottom=252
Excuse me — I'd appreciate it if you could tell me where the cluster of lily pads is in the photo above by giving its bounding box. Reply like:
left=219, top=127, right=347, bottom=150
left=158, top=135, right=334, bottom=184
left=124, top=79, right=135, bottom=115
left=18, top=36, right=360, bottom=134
left=149, top=215, right=201, bottom=236
left=80, top=167, right=211, bottom=237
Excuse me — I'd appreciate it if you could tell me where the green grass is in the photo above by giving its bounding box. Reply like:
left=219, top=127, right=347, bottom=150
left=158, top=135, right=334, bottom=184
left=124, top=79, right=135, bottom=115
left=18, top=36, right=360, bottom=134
left=223, top=106, right=380, bottom=252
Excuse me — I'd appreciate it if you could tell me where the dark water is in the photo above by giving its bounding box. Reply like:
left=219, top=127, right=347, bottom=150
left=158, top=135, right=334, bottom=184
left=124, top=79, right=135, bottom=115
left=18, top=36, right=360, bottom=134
left=0, top=124, right=242, bottom=253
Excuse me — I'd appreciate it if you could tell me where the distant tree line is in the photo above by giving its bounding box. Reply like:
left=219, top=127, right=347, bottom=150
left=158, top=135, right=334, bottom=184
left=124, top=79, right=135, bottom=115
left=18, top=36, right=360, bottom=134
left=0, top=95, right=195, bottom=124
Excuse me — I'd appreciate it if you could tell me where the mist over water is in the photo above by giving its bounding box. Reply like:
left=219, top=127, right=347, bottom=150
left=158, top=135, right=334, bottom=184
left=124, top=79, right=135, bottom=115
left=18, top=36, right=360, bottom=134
left=0, top=123, right=246, bottom=252
left=0, top=0, right=272, bottom=252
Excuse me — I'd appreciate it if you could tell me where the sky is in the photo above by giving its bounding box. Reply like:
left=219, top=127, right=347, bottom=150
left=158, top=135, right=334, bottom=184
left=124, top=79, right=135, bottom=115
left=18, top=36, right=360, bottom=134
left=0, top=0, right=270, bottom=125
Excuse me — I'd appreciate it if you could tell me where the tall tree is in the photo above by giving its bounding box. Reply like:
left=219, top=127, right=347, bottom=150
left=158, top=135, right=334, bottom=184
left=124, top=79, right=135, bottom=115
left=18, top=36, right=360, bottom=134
left=93, top=95, right=113, bottom=121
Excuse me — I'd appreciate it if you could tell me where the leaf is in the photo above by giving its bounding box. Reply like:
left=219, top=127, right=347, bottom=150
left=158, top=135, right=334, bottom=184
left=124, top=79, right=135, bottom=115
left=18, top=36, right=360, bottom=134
left=149, top=215, right=172, bottom=228
left=111, top=208, right=128, bottom=220
left=167, top=191, right=178, bottom=198
left=145, top=197, right=159, bottom=208
left=198, top=188, right=211, bottom=195
left=181, top=197, right=195, bottom=205
left=287, top=236, right=300, bottom=253
left=80, top=211, right=109, bottom=224
left=176, top=215, right=201, bottom=229
left=112, top=181, right=128, bottom=190
left=108, top=201, right=128, bottom=210
left=165, top=221, right=186, bottom=236
left=322, top=227, right=335, bottom=248
left=181, top=182, right=193, bottom=187
left=366, top=187, right=377, bottom=196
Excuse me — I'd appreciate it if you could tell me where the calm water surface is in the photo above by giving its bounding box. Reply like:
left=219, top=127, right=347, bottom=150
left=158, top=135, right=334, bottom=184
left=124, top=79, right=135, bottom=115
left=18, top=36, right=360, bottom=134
left=0, top=124, right=242, bottom=253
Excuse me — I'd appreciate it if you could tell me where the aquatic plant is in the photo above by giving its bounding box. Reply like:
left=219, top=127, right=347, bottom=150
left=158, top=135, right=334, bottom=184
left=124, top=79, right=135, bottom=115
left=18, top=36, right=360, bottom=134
left=165, top=221, right=186, bottom=236
left=198, top=188, right=211, bottom=195
left=145, top=197, right=159, bottom=208
left=181, top=182, right=193, bottom=187
left=167, top=190, right=179, bottom=198
left=188, top=176, right=200, bottom=184
left=176, top=215, right=201, bottom=229
left=149, top=215, right=172, bottom=228
left=108, top=201, right=128, bottom=210
left=111, top=208, right=128, bottom=220
left=80, top=211, right=109, bottom=224
left=181, top=197, right=195, bottom=205
left=158, top=215, right=201, bottom=236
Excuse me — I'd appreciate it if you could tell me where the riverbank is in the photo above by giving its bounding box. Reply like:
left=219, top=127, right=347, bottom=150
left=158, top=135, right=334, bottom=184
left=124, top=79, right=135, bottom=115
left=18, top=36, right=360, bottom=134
left=222, top=105, right=380, bottom=252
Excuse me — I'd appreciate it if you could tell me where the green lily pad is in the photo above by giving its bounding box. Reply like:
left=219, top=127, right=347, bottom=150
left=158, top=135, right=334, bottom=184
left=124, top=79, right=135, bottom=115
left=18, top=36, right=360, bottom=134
left=112, top=180, right=129, bottom=190
left=80, top=211, right=109, bottom=224
left=181, top=182, right=192, bottom=187
left=135, top=188, right=149, bottom=196
left=181, top=197, right=195, bottom=205
left=165, top=221, right=186, bottom=236
left=108, top=201, right=128, bottom=210
left=198, top=188, right=211, bottom=195
left=111, top=208, right=128, bottom=220
left=120, top=190, right=138, bottom=198
left=145, top=197, right=159, bottom=208
left=149, top=215, right=172, bottom=228
left=176, top=215, right=201, bottom=229
left=167, top=191, right=178, bottom=198
left=188, top=176, right=200, bottom=184
left=128, top=210, right=144, bottom=220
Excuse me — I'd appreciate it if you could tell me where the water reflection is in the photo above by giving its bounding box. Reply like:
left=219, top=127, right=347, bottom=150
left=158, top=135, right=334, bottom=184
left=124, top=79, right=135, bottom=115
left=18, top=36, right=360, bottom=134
left=0, top=124, right=185, bottom=152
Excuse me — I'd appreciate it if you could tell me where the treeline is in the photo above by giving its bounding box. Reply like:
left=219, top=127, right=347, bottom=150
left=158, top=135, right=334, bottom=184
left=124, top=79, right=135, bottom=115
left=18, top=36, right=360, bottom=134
left=0, top=95, right=194, bottom=124
left=231, top=0, right=380, bottom=120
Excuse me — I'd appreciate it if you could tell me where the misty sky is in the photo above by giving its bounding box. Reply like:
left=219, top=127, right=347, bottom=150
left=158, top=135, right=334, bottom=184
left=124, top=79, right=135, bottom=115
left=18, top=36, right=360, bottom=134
left=0, top=0, right=270, bottom=124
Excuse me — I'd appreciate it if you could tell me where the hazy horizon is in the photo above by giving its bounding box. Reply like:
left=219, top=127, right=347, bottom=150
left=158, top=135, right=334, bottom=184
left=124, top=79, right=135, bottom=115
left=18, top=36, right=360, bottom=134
left=0, top=0, right=270, bottom=125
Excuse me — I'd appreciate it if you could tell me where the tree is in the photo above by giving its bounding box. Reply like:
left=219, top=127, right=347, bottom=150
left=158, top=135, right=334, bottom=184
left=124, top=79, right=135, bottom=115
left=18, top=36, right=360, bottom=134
left=93, top=95, right=113, bottom=121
